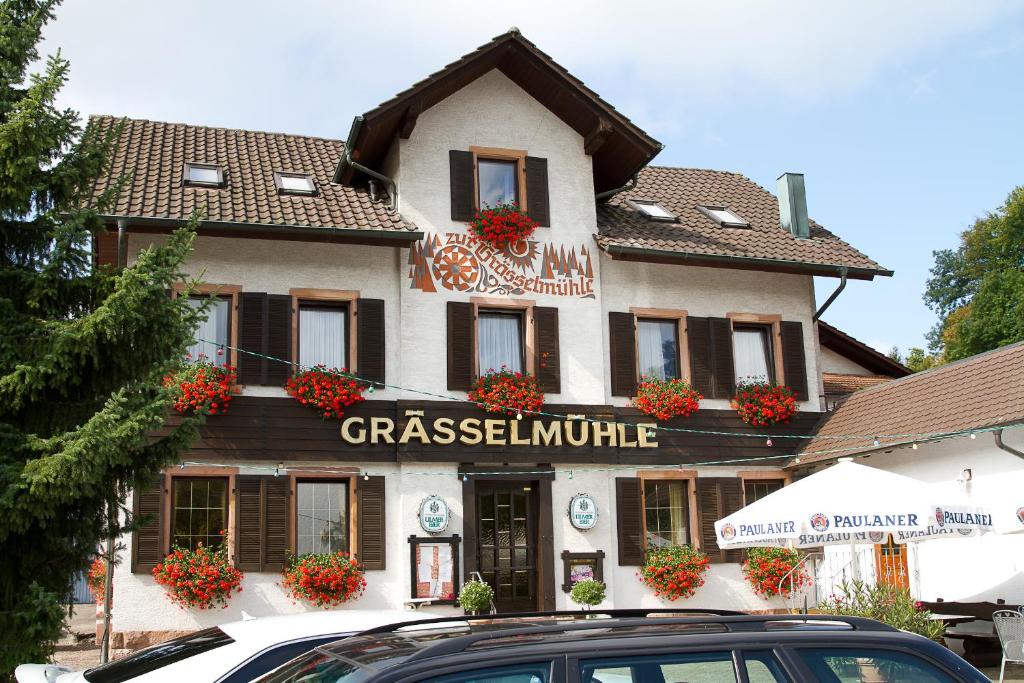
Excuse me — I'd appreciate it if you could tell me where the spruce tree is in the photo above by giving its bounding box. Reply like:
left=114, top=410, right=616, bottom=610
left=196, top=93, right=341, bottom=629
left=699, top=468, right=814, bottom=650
left=1, top=1, right=204, bottom=672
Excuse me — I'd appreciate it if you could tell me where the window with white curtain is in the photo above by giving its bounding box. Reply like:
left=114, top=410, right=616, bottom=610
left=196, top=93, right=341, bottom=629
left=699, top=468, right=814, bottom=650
left=186, top=296, right=230, bottom=366
left=644, top=479, right=689, bottom=547
left=733, top=325, right=774, bottom=383
left=478, top=311, right=523, bottom=374
left=299, top=304, right=347, bottom=370
left=637, top=319, right=680, bottom=380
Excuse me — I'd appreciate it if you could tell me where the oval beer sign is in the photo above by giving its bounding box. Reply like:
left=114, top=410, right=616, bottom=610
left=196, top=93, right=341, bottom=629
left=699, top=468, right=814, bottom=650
left=418, top=495, right=450, bottom=534
left=569, top=493, right=598, bottom=530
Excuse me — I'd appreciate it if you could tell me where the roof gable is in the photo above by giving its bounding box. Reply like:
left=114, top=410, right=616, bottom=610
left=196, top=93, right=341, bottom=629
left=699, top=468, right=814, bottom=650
left=335, top=29, right=662, bottom=194
left=818, top=321, right=911, bottom=377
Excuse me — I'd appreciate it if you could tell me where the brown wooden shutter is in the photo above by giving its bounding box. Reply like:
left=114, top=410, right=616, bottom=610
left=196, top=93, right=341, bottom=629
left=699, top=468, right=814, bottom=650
left=356, top=298, right=386, bottom=385
left=534, top=306, right=560, bottom=393
left=449, top=150, right=475, bottom=222
left=609, top=312, right=637, bottom=397
left=131, top=476, right=165, bottom=574
left=525, top=156, right=550, bottom=226
left=615, top=477, right=644, bottom=566
left=687, top=316, right=735, bottom=400
left=446, top=301, right=475, bottom=391
left=780, top=321, right=808, bottom=400
left=357, top=476, right=386, bottom=570
left=238, top=292, right=267, bottom=385
left=236, top=475, right=291, bottom=572
left=266, top=295, right=292, bottom=385
left=710, top=317, right=736, bottom=400
left=696, top=477, right=745, bottom=563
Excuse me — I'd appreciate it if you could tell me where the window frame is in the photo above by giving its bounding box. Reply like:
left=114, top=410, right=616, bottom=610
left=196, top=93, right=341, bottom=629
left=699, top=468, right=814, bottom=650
left=738, top=471, right=790, bottom=506
left=290, top=288, right=359, bottom=374
left=162, top=467, right=238, bottom=558
left=183, top=161, right=225, bottom=188
left=472, top=297, right=535, bottom=378
left=628, top=199, right=677, bottom=222
left=636, top=470, right=700, bottom=553
left=630, top=308, right=690, bottom=383
left=697, top=204, right=750, bottom=228
left=171, top=284, right=241, bottom=369
left=470, top=146, right=528, bottom=212
left=273, top=171, right=317, bottom=196
left=727, top=313, right=784, bottom=386
left=288, top=473, right=357, bottom=558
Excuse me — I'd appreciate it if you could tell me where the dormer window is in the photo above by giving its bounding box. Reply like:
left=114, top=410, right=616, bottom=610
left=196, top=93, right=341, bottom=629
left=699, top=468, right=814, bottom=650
left=629, top=199, right=676, bottom=222
left=274, top=171, right=316, bottom=196
left=183, top=162, right=224, bottom=188
left=697, top=205, right=749, bottom=228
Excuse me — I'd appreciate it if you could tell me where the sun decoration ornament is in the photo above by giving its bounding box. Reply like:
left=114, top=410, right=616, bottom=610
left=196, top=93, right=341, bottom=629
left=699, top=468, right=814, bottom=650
left=469, top=202, right=538, bottom=249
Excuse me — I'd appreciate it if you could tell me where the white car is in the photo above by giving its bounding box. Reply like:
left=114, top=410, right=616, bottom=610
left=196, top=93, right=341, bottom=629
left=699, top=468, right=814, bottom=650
left=16, top=609, right=422, bottom=683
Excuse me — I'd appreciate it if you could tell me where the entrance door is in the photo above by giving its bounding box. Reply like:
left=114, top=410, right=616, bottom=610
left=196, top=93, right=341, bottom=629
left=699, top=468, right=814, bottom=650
left=476, top=481, right=537, bottom=612
left=874, top=535, right=909, bottom=589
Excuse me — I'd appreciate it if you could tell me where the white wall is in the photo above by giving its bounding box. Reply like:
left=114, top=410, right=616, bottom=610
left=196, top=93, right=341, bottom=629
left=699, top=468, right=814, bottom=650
left=820, top=346, right=876, bottom=375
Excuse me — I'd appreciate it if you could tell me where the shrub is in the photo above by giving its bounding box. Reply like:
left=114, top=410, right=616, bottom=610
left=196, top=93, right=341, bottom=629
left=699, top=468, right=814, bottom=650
left=87, top=557, right=108, bottom=604
left=468, top=369, right=544, bottom=416
left=570, top=579, right=606, bottom=608
left=163, top=354, right=237, bottom=415
left=732, top=380, right=798, bottom=427
left=632, top=376, right=702, bottom=421
left=639, top=545, right=709, bottom=601
left=286, top=366, right=368, bottom=420
left=818, top=580, right=946, bottom=640
left=458, top=579, right=494, bottom=614
left=152, top=538, right=242, bottom=609
left=282, top=552, right=366, bottom=608
left=742, top=547, right=810, bottom=598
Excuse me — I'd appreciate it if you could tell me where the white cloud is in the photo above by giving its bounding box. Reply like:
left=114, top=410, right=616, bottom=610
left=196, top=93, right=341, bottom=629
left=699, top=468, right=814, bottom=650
left=39, top=0, right=1020, bottom=139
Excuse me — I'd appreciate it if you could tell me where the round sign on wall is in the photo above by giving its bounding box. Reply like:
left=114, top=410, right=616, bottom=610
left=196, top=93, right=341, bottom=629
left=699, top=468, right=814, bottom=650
left=569, top=493, right=598, bottom=530
left=418, top=495, right=450, bottom=534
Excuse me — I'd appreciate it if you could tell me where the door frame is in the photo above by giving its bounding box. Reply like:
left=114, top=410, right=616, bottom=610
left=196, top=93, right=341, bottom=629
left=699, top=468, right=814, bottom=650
left=460, top=465, right=555, bottom=611
left=873, top=534, right=909, bottom=589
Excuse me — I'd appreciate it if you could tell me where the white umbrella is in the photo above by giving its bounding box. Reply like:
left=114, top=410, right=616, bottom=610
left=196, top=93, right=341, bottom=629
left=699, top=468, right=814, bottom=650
left=714, top=458, right=996, bottom=551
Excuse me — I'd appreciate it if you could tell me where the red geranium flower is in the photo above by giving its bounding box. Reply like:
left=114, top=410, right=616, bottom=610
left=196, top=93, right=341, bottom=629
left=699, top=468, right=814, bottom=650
left=632, top=376, right=702, bottom=421
left=468, top=368, right=545, bottom=416
left=469, top=203, right=538, bottom=249
left=732, top=380, right=798, bottom=427
left=286, top=366, right=368, bottom=421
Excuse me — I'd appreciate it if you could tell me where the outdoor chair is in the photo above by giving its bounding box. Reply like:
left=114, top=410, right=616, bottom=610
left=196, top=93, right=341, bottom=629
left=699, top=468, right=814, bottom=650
left=994, top=610, right=1024, bottom=683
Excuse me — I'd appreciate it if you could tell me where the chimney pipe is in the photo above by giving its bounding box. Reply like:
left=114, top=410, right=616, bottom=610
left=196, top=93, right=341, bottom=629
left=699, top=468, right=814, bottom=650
left=777, top=172, right=809, bottom=239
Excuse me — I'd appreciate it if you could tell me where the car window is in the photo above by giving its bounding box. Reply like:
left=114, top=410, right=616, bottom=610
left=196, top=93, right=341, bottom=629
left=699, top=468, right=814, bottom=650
left=743, top=651, right=789, bottom=682
left=795, top=648, right=956, bottom=683
left=580, top=651, right=737, bottom=683
left=418, top=662, right=552, bottom=683
left=83, top=627, right=234, bottom=683
left=219, top=636, right=349, bottom=683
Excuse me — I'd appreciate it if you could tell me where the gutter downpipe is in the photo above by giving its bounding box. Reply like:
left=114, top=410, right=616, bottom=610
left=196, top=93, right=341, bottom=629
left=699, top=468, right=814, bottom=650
left=995, top=429, right=1024, bottom=461
left=336, top=116, right=398, bottom=210
left=116, top=218, right=128, bottom=268
left=595, top=174, right=638, bottom=202
left=813, top=266, right=848, bottom=321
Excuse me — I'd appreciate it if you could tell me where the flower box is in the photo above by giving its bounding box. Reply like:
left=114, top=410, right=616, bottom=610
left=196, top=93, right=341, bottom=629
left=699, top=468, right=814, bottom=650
left=470, top=203, right=537, bottom=249
left=164, top=354, right=237, bottom=415
left=638, top=545, right=709, bottom=601
left=732, top=380, right=798, bottom=427
left=286, top=366, right=368, bottom=420
left=632, top=376, right=702, bottom=421
left=468, top=369, right=544, bottom=416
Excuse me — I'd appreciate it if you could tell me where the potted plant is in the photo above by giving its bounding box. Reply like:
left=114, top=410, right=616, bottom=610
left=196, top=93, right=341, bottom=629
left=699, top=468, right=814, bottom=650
left=638, top=545, right=709, bottom=601
left=632, top=376, right=702, bottom=421
left=468, top=368, right=544, bottom=417
left=163, top=353, right=237, bottom=415
left=732, top=380, right=798, bottom=427
left=282, top=551, right=366, bottom=608
left=569, top=579, right=606, bottom=611
left=458, top=578, right=494, bottom=615
left=470, top=202, right=538, bottom=249
left=152, top=533, right=243, bottom=609
left=742, top=547, right=810, bottom=599
left=286, top=365, right=368, bottom=420
left=87, top=557, right=108, bottom=604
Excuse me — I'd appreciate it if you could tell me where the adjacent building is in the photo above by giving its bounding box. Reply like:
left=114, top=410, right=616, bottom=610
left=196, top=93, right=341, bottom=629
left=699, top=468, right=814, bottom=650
left=93, top=31, right=896, bottom=645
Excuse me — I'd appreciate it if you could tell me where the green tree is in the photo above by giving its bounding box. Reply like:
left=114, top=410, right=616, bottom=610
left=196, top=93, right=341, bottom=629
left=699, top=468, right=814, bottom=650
left=887, top=346, right=940, bottom=374
left=924, top=187, right=1024, bottom=361
left=0, top=1, right=203, bottom=672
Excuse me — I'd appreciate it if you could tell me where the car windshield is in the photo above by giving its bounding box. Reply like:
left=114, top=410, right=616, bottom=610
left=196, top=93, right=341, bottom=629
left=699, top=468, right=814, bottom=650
left=83, top=627, right=234, bottom=683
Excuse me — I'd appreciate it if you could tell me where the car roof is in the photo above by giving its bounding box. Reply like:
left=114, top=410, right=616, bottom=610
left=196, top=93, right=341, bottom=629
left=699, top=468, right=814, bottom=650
left=217, top=609, right=423, bottom=648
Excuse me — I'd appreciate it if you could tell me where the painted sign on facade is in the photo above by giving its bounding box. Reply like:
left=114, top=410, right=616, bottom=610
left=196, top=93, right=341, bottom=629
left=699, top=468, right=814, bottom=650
left=569, top=493, right=598, bottom=530
left=409, top=232, right=595, bottom=298
left=418, top=495, right=451, bottom=534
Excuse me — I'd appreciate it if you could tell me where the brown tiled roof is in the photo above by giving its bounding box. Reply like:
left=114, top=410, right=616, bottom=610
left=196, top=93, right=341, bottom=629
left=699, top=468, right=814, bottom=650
left=89, top=116, right=416, bottom=237
left=799, top=341, right=1024, bottom=464
left=822, top=373, right=895, bottom=395
left=596, top=166, right=891, bottom=279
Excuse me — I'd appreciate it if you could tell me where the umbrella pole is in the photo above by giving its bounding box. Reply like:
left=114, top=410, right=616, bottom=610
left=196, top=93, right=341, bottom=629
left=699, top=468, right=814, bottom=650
left=849, top=541, right=861, bottom=582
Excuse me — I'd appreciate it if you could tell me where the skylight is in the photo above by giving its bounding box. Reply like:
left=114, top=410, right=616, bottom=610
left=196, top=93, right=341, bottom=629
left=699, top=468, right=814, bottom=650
left=184, top=162, right=224, bottom=187
left=629, top=199, right=676, bottom=221
left=698, top=205, right=749, bottom=228
left=275, top=172, right=316, bottom=195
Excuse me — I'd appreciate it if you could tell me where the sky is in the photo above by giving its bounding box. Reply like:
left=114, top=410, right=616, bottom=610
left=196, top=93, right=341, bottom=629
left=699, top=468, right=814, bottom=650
left=40, top=1, right=1024, bottom=355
